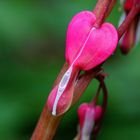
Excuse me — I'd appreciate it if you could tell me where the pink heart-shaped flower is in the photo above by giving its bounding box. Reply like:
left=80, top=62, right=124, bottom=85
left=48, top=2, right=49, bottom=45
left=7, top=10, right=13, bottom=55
left=66, top=11, right=118, bottom=70
left=47, top=11, right=118, bottom=116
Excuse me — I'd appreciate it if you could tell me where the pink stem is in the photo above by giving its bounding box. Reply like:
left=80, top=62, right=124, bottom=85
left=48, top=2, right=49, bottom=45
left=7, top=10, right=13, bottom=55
left=93, top=0, right=116, bottom=28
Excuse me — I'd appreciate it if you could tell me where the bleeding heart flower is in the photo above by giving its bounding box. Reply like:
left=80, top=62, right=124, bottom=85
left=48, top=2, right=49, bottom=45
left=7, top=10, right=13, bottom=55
left=119, top=17, right=139, bottom=54
left=77, top=103, right=102, bottom=140
left=66, top=11, right=118, bottom=70
left=47, top=11, right=118, bottom=116
left=119, top=0, right=140, bottom=54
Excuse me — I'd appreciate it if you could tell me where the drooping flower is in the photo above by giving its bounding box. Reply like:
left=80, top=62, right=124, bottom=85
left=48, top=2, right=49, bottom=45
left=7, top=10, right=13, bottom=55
left=47, top=11, right=118, bottom=116
left=119, top=0, right=140, bottom=54
left=77, top=103, right=102, bottom=140
left=75, top=74, right=107, bottom=140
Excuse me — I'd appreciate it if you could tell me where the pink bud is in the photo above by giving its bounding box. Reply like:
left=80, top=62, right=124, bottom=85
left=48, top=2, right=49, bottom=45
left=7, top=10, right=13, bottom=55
left=120, top=21, right=135, bottom=54
left=77, top=103, right=102, bottom=140
left=47, top=67, right=78, bottom=116
left=119, top=1, right=140, bottom=55
left=120, top=19, right=137, bottom=54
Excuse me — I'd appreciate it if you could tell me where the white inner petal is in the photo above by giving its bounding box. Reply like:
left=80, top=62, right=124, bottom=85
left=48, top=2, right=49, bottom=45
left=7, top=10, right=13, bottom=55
left=119, top=32, right=125, bottom=45
left=118, top=13, right=126, bottom=45
left=118, top=12, right=126, bottom=27
left=81, top=109, right=95, bottom=140
left=52, top=66, right=73, bottom=116
left=52, top=27, right=96, bottom=116
left=136, top=20, right=140, bottom=46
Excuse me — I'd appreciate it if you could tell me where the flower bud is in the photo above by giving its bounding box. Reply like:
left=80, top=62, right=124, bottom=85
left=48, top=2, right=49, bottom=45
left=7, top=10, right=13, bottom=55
left=78, top=103, right=102, bottom=140
left=119, top=0, right=140, bottom=54
left=120, top=18, right=138, bottom=54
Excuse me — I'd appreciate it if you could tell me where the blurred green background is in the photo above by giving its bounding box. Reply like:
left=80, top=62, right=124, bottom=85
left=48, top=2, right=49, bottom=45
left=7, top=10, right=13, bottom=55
left=0, top=0, right=140, bottom=140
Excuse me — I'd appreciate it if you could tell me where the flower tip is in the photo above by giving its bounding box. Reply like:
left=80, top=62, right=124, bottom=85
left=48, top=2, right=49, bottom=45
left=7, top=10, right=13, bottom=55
left=52, top=110, right=56, bottom=116
left=47, top=84, right=74, bottom=116
left=120, top=46, right=130, bottom=54
left=47, top=66, right=77, bottom=116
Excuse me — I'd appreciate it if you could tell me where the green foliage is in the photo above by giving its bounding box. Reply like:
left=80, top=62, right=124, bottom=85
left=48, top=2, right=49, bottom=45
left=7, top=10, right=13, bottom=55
left=0, top=1, right=140, bottom=140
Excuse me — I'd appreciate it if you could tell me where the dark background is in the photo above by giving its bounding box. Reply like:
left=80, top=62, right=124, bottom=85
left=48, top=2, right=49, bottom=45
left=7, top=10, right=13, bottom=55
left=0, top=0, right=140, bottom=140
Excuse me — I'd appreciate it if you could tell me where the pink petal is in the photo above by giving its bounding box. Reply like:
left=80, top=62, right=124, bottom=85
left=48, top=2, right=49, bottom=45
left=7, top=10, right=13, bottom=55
left=78, top=104, right=102, bottom=128
left=94, top=106, right=102, bottom=121
left=47, top=67, right=78, bottom=116
left=66, top=11, right=118, bottom=70
left=66, top=11, right=96, bottom=66
left=78, top=103, right=89, bottom=128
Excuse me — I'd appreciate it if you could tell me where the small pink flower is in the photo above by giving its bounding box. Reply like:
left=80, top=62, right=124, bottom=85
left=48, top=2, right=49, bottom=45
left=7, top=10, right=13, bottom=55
left=76, top=74, right=107, bottom=140
left=119, top=0, right=140, bottom=54
left=47, top=11, right=118, bottom=116
left=78, top=103, right=102, bottom=140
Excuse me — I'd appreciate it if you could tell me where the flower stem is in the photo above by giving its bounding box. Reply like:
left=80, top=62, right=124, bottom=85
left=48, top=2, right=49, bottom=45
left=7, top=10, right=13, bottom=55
left=93, top=0, right=115, bottom=28
left=31, top=108, right=61, bottom=140
left=31, top=64, right=68, bottom=140
left=105, top=0, right=117, bottom=18
left=96, top=74, right=108, bottom=117
left=93, top=74, right=108, bottom=140
left=72, top=67, right=101, bottom=105
left=31, top=65, right=101, bottom=140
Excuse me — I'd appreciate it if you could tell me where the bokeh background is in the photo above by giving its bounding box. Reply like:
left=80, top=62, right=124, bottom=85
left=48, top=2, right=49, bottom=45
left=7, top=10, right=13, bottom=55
left=0, top=0, right=140, bottom=140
